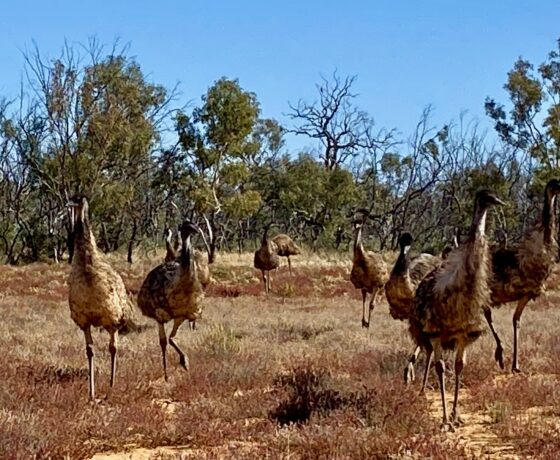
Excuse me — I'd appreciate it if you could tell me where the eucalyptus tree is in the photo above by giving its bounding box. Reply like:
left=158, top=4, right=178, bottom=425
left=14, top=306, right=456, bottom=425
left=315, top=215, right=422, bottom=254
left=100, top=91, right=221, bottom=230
left=175, top=77, right=283, bottom=261
left=23, top=40, right=175, bottom=260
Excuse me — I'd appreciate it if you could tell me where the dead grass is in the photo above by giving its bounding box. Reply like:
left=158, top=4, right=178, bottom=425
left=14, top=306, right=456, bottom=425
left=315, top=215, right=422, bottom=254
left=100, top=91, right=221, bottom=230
left=0, top=251, right=558, bottom=458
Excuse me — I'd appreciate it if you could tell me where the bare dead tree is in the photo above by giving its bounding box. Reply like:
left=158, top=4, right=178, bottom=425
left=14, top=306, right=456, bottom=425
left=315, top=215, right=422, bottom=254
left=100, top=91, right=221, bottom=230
left=288, top=72, right=392, bottom=171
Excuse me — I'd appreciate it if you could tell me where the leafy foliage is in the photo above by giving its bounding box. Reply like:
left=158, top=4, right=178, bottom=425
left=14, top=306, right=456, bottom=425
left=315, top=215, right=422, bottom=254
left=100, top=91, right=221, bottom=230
left=1, top=38, right=560, bottom=263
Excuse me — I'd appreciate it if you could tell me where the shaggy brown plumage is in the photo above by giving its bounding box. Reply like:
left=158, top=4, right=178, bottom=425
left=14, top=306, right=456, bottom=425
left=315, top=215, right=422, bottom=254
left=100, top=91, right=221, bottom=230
left=68, top=196, right=135, bottom=399
left=409, top=190, right=504, bottom=427
left=272, top=233, right=301, bottom=275
left=441, top=246, right=453, bottom=260
left=254, top=225, right=280, bottom=294
left=163, top=228, right=210, bottom=331
left=350, top=223, right=389, bottom=328
left=137, top=221, right=206, bottom=380
left=485, top=179, right=560, bottom=372
left=441, top=233, right=459, bottom=260
left=163, top=228, right=210, bottom=286
left=385, top=233, right=442, bottom=322
left=384, top=233, right=441, bottom=386
left=194, top=250, right=211, bottom=289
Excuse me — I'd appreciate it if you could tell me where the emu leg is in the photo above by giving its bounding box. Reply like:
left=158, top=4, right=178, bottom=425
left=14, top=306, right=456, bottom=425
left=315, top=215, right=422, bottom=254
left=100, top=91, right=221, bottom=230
left=288, top=256, right=292, bottom=276
left=366, top=291, right=376, bottom=327
left=421, top=343, right=434, bottom=393
left=361, top=290, right=369, bottom=328
left=84, top=327, right=95, bottom=400
left=483, top=306, right=504, bottom=370
left=365, top=288, right=381, bottom=328
left=404, top=345, right=421, bottom=384
left=434, top=347, right=448, bottom=427
left=451, top=344, right=466, bottom=425
left=261, top=270, right=267, bottom=294
left=109, top=330, right=118, bottom=388
left=512, top=297, right=530, bottom=373
left=169, top=318, right=189, bottom=371
left=158, top=323, right=169, bottom=381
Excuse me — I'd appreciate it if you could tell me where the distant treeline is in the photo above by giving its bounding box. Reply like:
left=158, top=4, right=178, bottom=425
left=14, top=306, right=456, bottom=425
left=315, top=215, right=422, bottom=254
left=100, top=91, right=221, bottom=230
left=1, top=38, right=560, bottom=264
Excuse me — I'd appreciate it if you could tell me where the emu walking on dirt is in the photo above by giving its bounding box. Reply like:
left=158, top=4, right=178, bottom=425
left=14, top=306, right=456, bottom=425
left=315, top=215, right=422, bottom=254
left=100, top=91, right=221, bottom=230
left=254, top=224, right=280, bottom=294
left=68, top=196, right=135, bottom=399
left=485, top=179, right=560, bottom=373
left=138, top=221, right=207, bottom=380
left=272, top=233, right=301, bottom=275
left=162, top=227, right=211, bottom=330
left=409, top=190, right=504, bottom=427
left=384, top=233, right=441, bottom=386
left=350, top=221, right=389, bottom=328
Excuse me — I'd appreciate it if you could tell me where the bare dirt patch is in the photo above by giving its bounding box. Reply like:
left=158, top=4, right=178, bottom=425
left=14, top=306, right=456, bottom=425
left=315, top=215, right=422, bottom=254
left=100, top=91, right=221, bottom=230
left=425, top=389, right=518, bottom=459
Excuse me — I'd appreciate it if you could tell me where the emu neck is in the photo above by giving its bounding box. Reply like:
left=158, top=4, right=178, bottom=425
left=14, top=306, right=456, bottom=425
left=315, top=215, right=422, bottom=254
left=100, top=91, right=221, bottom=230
left=180, top=235, right=193, bottom=269
left=464, top=205, right=489, bottom=277
left=73, top=212, right=98, bottom=266
left=542, top=192, right=557, bottom=247
left=166, top=237, right=177, bottom=260
left=393, top=245, right=410, bottom=276
left=354, top=226, right=364, bottom=256
left=262, top=227, right=270, bottom=247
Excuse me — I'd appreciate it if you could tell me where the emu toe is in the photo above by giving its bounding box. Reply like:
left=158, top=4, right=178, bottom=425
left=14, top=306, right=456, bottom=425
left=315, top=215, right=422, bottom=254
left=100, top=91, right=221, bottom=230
left=495, top=346, right=504, bottom=370
left=450, top=411, right=465, bottom=426
left=88, top=398, right=105, bottom=406
left=440, top=421, right=456, bottom=433
left=179, top=355, right=189, bottom=371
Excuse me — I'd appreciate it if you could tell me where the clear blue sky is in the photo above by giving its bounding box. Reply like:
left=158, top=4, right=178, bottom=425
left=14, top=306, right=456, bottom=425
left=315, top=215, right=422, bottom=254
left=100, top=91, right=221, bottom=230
left=1, top=1, right=559, bottom=152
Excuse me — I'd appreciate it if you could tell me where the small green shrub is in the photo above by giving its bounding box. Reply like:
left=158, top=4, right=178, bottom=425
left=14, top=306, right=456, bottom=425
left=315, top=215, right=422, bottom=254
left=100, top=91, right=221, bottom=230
left=276, top=282, right=296, bottom=298
left=488, top=401, right=512, bottom=424
left=196, top=323, right=242, bottom=357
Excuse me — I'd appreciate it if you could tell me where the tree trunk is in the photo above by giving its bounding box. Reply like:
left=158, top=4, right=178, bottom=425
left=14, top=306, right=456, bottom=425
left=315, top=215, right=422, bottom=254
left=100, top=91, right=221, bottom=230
left=334, top=225, right=344, bottom=249
left=127, top=220, right=138, bottom=264
left=237, top=220, right=245, bottom=254
left=206, top=212, right=218, bottom=264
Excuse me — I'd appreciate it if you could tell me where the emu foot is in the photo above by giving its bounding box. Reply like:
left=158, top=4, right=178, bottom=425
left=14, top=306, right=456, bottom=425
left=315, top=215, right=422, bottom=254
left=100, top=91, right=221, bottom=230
left=88, top=397, right=105, bottom=406
left=512, top=366, right=522, bottom=374
left=495, top=345, right=504, bottom=370
left=419, top=383, right=434, bottom=394
left=404, top=363, right=415, bottom=384
left=450, top=411, right=465, bottom=426
left=440, top=421, right=456, bottom=433
left=361, top=318, right=369, bottom=328
left=179, top=355, right=190, bottom=371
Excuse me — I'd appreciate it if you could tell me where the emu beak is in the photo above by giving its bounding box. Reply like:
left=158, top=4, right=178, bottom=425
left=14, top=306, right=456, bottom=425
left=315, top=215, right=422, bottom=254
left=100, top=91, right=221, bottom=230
left=188, top=222, right=203, bottom=235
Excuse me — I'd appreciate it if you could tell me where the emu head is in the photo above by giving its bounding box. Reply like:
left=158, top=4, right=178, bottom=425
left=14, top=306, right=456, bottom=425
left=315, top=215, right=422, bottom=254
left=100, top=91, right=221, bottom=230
left=180, top=220, right=202, bottom=243
left=474, top=189, right=505, bottom=210
left=67, top=195, right=89, bottom=227
left=545, top=179, right=560, bottom=198
left=398, top=232, right=413, bottom=252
